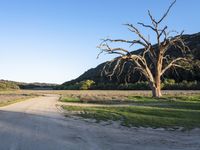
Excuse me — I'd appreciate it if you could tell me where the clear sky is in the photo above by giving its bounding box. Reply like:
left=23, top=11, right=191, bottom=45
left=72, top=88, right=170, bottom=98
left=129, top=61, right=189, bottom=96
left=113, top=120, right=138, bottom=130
left=0, top=0, right=199, bottom=84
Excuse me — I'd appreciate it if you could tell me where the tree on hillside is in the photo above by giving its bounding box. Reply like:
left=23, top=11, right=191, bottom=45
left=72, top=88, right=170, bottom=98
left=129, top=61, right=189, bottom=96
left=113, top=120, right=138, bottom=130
left=97, top=0, right=189, bottom=97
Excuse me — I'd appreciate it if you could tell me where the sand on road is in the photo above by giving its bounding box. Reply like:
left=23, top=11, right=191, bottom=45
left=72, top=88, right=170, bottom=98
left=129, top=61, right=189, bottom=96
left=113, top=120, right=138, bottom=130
left=0, top=94, right=199, bottom=150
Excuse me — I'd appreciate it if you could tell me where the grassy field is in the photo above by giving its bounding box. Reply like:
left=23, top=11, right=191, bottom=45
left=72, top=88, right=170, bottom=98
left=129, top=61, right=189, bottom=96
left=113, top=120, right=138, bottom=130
left=60, top=90, right=200, bottom=129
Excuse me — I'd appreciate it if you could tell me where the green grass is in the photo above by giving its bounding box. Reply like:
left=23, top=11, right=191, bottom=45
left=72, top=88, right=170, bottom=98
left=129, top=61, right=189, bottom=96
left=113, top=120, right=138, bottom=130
left=62, top=105, right=200, bottom=129
left=128, top=95, right=200, bottom=102
left=128, top=95, right=200, bottom=110
left=62, top=94, right=200, bottom=129
left=60, top=97, right=81, bottom=103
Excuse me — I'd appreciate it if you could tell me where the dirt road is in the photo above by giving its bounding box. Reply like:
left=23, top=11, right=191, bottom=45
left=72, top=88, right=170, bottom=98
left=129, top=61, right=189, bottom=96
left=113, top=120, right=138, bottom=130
left=0, top=94, right=199, bottom=150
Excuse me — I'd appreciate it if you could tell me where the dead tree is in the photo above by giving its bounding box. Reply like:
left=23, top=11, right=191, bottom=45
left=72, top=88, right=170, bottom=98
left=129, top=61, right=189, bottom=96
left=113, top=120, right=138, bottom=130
left=97, top=0, right=188, bottom=97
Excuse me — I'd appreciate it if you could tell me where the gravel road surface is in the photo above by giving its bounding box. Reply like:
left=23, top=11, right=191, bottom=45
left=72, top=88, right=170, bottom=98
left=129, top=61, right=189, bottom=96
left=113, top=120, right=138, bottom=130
left=0, top=94, right=199, bottom=150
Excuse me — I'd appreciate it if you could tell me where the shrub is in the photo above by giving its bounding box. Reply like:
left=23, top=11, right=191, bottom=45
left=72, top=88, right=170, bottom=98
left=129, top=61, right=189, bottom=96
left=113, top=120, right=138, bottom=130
left=164, top=79, right=176, bottom=85
left=162, top=80, right=200, bottom=90
left=79, top=80, right=95, bottom=90
left=118, top=82, right=150, bottom=90
left=0, top=81, right=20, bottom=90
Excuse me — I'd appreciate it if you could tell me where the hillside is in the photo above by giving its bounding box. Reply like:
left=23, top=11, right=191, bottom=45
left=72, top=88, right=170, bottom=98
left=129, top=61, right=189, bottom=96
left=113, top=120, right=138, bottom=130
left=18, top=82, right=58, bottom=90
left=0, top=80, right=20, bottom=90
left=62, top=32, right=200, bottom=88
left=0, top=80, right=57, bottom=90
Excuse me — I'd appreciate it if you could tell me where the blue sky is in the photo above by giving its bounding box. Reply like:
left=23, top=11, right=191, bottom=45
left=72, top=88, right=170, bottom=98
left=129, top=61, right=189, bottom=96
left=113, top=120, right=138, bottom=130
left=0, top=0, right=199, bottom=84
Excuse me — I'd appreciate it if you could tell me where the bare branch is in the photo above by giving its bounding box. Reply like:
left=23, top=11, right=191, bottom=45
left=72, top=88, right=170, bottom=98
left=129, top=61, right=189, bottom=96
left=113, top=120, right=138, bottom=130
left=107, top=59, right=122, bottom=78
left=148, top=10, right=157, bottom=27
left=159, top=26, right=168, bottom=39
left=158, top=0, right=176, bottom=24
left=162, top=31, right=189, bottom=55
left=97, top=42, right=129, bottom=57
left=101, top=58, right=119, bottom=77
left=173, top=64, right=185, bottom=69
left=138, top=22, right=156, bottom=31
left=161, top=57, right=187, bottom=75
left=117, top=61, right=128, bottom=80
left=104, top=38, right=147, bottom=47
left=124, top=23, right=150, bottom=45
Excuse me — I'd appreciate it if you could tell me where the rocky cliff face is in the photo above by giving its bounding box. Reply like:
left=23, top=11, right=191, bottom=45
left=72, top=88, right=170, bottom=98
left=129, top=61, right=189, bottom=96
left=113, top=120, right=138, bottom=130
left=63, top=32, right=200, bottom=85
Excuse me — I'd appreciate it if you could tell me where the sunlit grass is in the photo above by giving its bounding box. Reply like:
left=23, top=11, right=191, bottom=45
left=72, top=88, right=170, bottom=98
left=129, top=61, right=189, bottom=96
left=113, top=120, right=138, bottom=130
left=61, top=93, right=200, bottom=129
left=62, top=105, right=200, bottom=129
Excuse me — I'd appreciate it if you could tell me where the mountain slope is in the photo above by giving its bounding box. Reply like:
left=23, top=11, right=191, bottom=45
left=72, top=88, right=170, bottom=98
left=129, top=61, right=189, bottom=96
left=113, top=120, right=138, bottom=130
left=63, top=32, right=200, bottom=86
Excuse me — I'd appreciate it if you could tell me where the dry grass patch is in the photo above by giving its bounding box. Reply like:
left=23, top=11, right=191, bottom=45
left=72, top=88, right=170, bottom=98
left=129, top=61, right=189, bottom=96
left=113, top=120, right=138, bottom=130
left=0, top=91, right=40, bottom=107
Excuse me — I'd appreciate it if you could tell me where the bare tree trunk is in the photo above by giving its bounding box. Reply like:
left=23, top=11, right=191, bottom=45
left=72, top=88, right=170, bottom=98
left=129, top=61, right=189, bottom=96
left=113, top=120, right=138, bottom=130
left=152, top=86, right=162, bottom=98
left=153, top=81, right=162, bottom=97
left=156, top=77, right=162, bottom=97
left=153, top=63, right=162, bottom=98
left=149, top=81, right=162, bottom=98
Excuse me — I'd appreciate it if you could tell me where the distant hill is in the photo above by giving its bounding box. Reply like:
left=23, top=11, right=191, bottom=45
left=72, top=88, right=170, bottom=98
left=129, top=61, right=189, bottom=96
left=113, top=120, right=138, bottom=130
left=62, top=32, right=200, bottom=88
left=0, top=80, right=58, bottom=90
left=17, top=82, right=58, bottom=90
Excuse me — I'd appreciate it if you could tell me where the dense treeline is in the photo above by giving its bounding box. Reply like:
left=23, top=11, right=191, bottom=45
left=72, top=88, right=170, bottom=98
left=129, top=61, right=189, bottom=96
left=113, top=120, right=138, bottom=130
left=18, top=83, right=56, bottom=90
left=1, top=79, right=199, bottom=91
left=56, top=79, right=200, bottom=90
